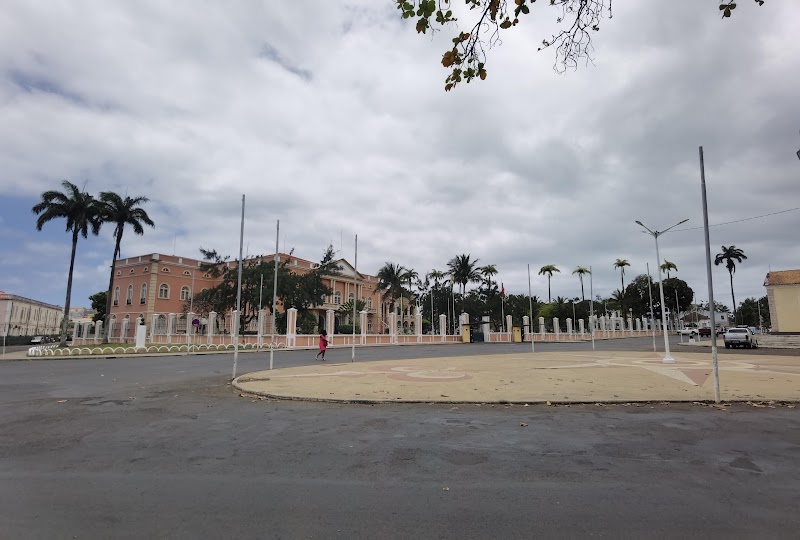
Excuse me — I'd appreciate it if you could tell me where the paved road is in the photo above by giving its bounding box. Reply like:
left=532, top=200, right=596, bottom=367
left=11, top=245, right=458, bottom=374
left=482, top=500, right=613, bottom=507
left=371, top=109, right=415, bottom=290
left=1, top=339, right=798, bottom=539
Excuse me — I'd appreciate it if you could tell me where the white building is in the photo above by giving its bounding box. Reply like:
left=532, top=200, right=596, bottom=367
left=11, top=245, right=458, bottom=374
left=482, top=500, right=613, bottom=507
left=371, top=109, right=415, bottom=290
left=0, top=291, right=63, bottom=337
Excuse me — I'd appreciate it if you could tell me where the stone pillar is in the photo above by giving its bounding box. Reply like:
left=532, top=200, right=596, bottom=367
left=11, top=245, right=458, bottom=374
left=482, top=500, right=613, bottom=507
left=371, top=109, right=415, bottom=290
left=389, top=312, right=397, bottom=344
left=538, top=317, right=546, bottom=335
left=506, top=315, right=513, bottom=337
left=359, top=310, right=367, bottom=344
left=439, top=314, right=447, bottom=341
left=522, top=315, right=530, bottom=340
left=121, top=319, right=130, bottom=343
left=566, top=318, right=573, bottom=335
left=326, top=309, right=335, bottom=343
left=553, top=318, right=560, bottom=338
left=94, top=320, right=103, bottom=344
left=627, top=316, right=633, bottom=333
left=415, top=307, right=423, bottom=343
left=286, top=308, right=297, bottom=348
left=207, top=311, right=217, bottom=344
left=636, top=318, right=642, bottom=331
left=481, top=315, right=490, bottom=341
left=167, top=313, right=175, bottom=339
left=148, top=314, right=157, bottom=340
left=459, top=312, right=469, bottom=326
left=578, top=319, right=585, bottom=335
left=108, top=319, right=116, bottom=341
left=257, top=309, right=266, bottom=347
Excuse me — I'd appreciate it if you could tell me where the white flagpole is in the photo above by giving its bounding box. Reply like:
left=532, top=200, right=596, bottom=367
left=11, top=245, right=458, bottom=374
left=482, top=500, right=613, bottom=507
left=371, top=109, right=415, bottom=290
left=589, top=266, right=595, bottom=350
left=231, top=194, right=245, bottom=381
left=352, top=234, right=357, bottom=362
left=269, top=220, right=279, bottom=371
left=527, top=264, right=534, bottom=353
left=500, top=281, right=505, bottom=335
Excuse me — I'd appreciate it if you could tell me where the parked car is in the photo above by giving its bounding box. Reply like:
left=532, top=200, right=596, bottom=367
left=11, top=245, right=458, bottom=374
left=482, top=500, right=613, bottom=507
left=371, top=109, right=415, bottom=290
left=30, top=336, right=45, bottom=344
left=678, top=328, right=699, bottom=336
left=698, top=327, right=712, bottom=337
left=724, top=327, right=758, bottom=349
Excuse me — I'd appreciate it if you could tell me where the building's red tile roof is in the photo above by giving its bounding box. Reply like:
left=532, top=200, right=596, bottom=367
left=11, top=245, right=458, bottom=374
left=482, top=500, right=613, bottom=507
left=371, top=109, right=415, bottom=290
left=764, top=270, right=800, bottom=286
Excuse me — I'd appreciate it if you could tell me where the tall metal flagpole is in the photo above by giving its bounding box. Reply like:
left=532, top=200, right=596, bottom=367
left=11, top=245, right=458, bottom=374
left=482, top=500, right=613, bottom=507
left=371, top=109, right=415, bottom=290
left=231, top=194, right=245, bottom=381
left=675, top=289, right=684, bottom=344
left=699, top=146, right=721, bottom=403
left=646, top=263, right=656, bottom=352
left=589, top=266, right=595, bottom=350
left=258, top=273, right=263, bottom=351
left=527, top=264, right=535, bottom=353
left=352, top=234, right=357, bottom=362
left=269, top=220, right=279, bottom=371
left=188, top=271, right=195, bottom=353
left=500, top=281, right=506, bottom=335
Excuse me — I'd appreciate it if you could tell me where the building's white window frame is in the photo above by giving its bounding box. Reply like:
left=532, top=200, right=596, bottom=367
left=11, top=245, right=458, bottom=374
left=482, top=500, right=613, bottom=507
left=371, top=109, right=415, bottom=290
left=159, top=284, right=169, bottom=299
left=140, top=283, right=147, bottom=304
left=113, top=286, right=120, bottom=306
left=180, top=286, right=191, bottom=301
left=333, top=291, right=341, bottom=305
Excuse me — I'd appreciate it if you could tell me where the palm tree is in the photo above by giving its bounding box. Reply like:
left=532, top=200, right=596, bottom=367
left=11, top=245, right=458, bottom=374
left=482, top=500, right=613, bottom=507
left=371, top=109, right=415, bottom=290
left=99, top=192, right=155, bottom=343
left=447, top=254, right=481, bottom=298
left=572, top=266, right=590, bottom=301
left=32, top=181, right=104, bottom=346
left=428, top=269, right=446, bottom=288
left=479, top=264, right=498, bottom=292
left=715, top=245, right=747, bottom=324
left=377, top=262, right=406, bottom=332
left=538, top=264, right=560, bottom=303
left=400, top=268, right=419, bottom=332
left=613, top=258, right=630, bottom=312
left=660, top=259, right=678, bottom=279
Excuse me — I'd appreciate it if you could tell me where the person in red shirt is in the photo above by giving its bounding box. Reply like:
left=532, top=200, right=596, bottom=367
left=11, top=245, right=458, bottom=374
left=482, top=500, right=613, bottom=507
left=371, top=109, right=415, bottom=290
left=315, top=330, right=329, bottom=361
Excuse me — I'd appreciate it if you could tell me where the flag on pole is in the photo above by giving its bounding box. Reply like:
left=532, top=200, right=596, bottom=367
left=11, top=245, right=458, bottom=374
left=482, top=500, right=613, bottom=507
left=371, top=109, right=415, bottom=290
left=501, top=283, right=505, bottom=298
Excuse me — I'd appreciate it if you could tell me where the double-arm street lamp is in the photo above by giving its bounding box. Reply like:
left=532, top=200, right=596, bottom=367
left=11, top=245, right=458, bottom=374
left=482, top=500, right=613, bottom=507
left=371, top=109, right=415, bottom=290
left=636, top=219, right=688, bottom=363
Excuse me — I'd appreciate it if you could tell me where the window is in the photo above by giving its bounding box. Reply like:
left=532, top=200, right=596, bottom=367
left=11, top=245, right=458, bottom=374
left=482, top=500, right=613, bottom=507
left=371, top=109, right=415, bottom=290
left=183, top=270, right=191, bottom=276
left=144, top=267, right=149, bottom=273
left=126, top=285, right=133, bottom=305
left=116, top=270, right=121, bottom=276
left=180, top=286, right=191, bottom=301
left=113, top=286, right=120, bottom=306
left=367, top=297, right=373, bottom=309
left=129, top=269, right=135, bottom=274
left=140, top=284, right=147, bottom=304
left=333, top=291, right=341, bottom=305
left=159, top=284, right=169, bottom=299
left=162, top=267, right=170, bottom=273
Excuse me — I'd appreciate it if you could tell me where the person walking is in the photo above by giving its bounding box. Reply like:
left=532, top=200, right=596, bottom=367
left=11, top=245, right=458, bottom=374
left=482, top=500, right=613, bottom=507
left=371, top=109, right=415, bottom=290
left=315, top=330, right=329, bottom=361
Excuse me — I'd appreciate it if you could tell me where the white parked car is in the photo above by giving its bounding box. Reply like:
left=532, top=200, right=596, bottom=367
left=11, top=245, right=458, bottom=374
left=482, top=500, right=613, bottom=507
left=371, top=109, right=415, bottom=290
left=30, top=336, right=45, bottom=344
left=724, top=327, right=758, bottom=349
left=678, top=328, right=699, bottom=336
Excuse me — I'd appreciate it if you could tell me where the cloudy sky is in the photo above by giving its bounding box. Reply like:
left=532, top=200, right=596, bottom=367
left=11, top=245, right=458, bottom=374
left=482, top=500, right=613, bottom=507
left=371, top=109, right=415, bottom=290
left=1, top=1, right=798, bottom=312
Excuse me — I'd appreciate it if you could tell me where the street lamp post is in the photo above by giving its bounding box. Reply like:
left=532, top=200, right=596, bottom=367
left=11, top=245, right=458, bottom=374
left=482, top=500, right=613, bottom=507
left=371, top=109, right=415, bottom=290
left=636, top=219, right=688, bottom=364
left=571, top=300, right=577, bottom=338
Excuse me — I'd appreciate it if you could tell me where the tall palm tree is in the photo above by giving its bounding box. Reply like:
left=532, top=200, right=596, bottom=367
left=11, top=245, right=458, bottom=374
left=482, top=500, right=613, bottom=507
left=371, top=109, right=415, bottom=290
left=538, top=264, right=560, bottom=303
left=447, top=254, right=481, bottom=298
left=428, top=269, right=445, bottom=288
left=660, top=259, right=677, bottom=279
left=613, top=258, right=630, bottom=312
left=377, top=262, right=406, bottom=332
left=572, top=266, right=590, bottom=301
left=99, top=192, right=155, bottom=343
left=715, top=245, right=747, bottom=324
left=401, top=268, right=419, bottom=332
left=479, top=264, right=498, bottom=294
left=32, top=181, right=104, bottom=346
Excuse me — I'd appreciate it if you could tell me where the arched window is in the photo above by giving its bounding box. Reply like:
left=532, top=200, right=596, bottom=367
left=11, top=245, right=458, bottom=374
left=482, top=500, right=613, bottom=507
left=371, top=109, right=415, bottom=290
left=159, top=284, right=169, bottom=299
left=162, top=267, right=170, bottom=273
left=126, top=285, right=133, bottom=305
left=348, top=292, right=355, bottom=303
left=180, top=286, right=191, bottom=301
left=140, top=284, right=147, bottom=304
left=333, top=291, right=341, bottom=305
left=113, top=286, right=120, bottom=306
left=183, top=270, right=191, bottom=276
left=116, top=270, right=121, bottom=276
left=129, top=269, right=135, bottom=274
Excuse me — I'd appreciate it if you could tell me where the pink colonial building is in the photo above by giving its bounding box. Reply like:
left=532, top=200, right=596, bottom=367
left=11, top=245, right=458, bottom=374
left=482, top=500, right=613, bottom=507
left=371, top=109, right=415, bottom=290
left=104, top=252, right=402, bottom=342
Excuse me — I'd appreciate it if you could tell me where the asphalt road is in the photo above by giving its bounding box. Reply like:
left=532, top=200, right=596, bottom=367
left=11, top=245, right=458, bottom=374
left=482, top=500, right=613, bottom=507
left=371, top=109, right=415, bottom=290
left=1, top=339, right=798, bottom=539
